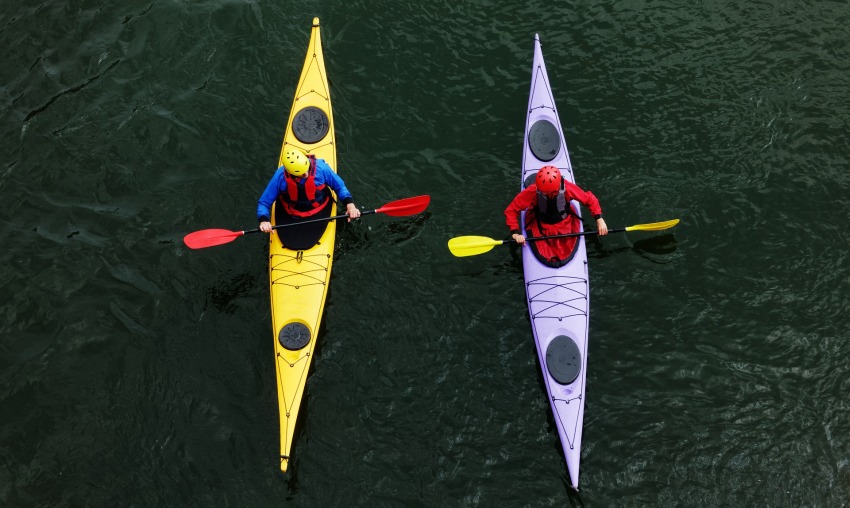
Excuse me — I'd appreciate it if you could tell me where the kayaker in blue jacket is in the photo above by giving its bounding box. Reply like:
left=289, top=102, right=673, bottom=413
left=257, top=148, right=360, bottom=233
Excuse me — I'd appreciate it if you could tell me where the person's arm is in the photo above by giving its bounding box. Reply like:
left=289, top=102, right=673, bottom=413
left=316, top=160, right=360, bottom=220
left=566, top=181, right=608, bottom=235
left=595, top=216, right=608, bottom=235
left=257, top=168, right=286, bottom=233
left=504, top=186, right=537, bottom=245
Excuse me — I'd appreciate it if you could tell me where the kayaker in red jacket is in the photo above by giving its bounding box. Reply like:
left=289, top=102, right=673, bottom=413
left=504, top=165, right=608, bottom=265
left=257, top=148, right=360, bottom=233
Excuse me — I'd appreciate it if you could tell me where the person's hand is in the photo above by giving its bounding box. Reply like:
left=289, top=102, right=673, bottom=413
left=596, top=218, right=608, bottom=236
left=259, top=221, right=272, bottom=233
left=512, top=233, right=526, bottom=245
left=346, top=203, right=361, bottom=222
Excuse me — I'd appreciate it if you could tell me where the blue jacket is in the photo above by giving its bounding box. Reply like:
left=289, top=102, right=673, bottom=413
left=257, top=158, right=353, bottom=222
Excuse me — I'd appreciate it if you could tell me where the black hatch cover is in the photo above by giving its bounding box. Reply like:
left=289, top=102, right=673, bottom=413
left=545, top=335, right=581, bottom=385
left=528, top=119, right=560, bottom=162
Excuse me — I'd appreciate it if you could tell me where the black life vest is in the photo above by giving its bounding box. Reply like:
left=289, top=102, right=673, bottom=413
left=536, top=178, right=580, bottom=224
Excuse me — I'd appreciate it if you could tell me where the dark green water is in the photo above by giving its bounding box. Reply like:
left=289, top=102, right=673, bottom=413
left=2, top=1, right=849, bottom=506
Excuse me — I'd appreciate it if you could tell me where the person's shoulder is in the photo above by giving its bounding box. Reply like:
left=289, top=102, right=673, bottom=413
left=315, top=160, right=339, bottom=178
left=562, top=179, right=584, bottom=191
left=511, top=185, right=536, bottom=202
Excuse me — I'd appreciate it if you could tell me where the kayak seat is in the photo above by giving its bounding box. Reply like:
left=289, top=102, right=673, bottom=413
left=275, top=198, right=334, bottom=251
left=525, top=227, right=579, bottom=268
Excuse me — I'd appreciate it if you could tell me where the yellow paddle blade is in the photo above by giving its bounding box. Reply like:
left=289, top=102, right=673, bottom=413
left=447, top=236, right=505, bottom=257
left=624, top=219, right=680, bottom=232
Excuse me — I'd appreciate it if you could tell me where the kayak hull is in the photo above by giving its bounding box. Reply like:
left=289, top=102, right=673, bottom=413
left=270, top=17, right=337, bottom=473
left=520, top=34, right=589, bottom=491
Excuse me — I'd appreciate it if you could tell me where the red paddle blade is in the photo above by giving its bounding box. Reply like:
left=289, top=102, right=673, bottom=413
left=375, top=195, right=431, bottom=217
left=183, top=229, right=244, bottom=249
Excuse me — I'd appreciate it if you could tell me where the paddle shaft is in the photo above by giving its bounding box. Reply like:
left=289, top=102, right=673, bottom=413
left=184, top=195, right=430, bottom=249
left=446, top=219, right=678, bottom=257
left=507, top=227, right=625, bottom=244
left=241, top=208, right=375, bottom=235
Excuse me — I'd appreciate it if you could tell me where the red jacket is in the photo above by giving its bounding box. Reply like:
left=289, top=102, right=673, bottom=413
left=504, top=180, right=603, bottom=264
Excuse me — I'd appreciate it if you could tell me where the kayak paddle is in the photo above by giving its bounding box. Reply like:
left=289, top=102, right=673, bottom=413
left=447, top=219, right=680, bottom=257
left=184, top=195, right=431, bottom=250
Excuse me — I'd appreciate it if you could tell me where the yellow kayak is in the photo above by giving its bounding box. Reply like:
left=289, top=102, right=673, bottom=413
left=270, top=17, right=336, bottom=473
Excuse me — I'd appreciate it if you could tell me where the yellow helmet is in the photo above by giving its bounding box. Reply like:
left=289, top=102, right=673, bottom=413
left=282, top=149, right=310, bottom=177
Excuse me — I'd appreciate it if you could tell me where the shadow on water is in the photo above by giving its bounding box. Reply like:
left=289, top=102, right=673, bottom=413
left=586, top=231, right=679, bottom=263
left=207, top=271, right=260, bottom=314
left=565, top=483, right=586, bottom=507
left=338, top=211, right=431, bottom=252
left=631, top=233, right=679, bottom=264
left=283, top=455, right=300, bottom=499
left=384, top=210, right=431, bottom=244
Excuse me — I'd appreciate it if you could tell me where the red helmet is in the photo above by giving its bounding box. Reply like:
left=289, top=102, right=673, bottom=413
left=535, top=166, right=562, bottom=194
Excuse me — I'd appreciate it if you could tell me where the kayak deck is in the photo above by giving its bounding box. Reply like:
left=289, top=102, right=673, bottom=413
left=270, top=17, right=337, bottom=473
left=520, top=34, right=590, bottom=491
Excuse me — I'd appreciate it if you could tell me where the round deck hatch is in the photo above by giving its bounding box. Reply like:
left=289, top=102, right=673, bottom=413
left=528, top=120, right=560, bottom=162
left=279, top=322, right=311, bottom=351
left=545, top=335, right=581, bottom=385
left=292, top=106, right=330, bottom=144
